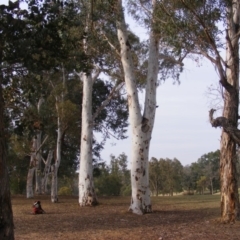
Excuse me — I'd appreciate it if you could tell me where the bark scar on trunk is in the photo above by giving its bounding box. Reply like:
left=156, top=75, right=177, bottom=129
left=141, top=117, right=150, bottom=133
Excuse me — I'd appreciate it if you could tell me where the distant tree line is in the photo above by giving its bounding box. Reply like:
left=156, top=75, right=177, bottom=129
left=9, top=148, right=240, bottom=197
left=149, top=150, right=221, bottom=196
left=8, top=150, right=224, bottom=196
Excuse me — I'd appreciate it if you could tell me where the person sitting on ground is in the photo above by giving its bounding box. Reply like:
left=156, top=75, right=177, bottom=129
left=32, top=201, right=46, bottom=214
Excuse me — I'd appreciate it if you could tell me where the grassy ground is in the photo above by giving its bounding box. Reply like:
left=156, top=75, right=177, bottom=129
left=12, top=194, right=240, bottom=240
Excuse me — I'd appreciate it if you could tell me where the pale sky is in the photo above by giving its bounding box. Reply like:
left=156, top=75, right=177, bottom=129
left=1, top=0, right=223, bottom=166
left=100, top=60, right=222, bottom=166
left=99, top=8, right=223, bottom=167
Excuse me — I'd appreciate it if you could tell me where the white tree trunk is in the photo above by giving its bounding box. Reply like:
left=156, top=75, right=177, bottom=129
left=51, top=116, right=62, bottom=202
left=116, top=0, right=159, bottom=214
left=41, top=150, right=53, bottom=194
left=26, top=137, right=37, bottom=198
left=26, top=168, right=35, bottom=198
left=79, top=73, right=98, bottom=206
left=35, top=130, right=42, bottom=195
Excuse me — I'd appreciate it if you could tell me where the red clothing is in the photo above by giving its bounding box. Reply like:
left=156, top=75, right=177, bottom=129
left=32, top=206, right=44, bottom=214
left=32, top=201, right=45, bottom=214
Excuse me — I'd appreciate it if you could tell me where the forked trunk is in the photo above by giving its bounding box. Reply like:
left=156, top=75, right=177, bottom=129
left=41, top=150, right=53, bottom=194
left=79, top=74, right=98, bottom=206
left=116, top=0, right=159, bottom=214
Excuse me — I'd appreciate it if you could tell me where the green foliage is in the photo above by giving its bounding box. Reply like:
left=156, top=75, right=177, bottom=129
left=95, top=174, right=122, bottom=196
left=150, top=150, right=220, bottom=195
left=149, top=157, right=183, bottom=196
left=196, top=176, right=208, bottom=194
left=120, top=185, right=132, bottom=196
left=58, top=186, right=72, bottom=196
left=94, top=153, right=131, bottom=196
left=7, top=149, right=29, bottom=194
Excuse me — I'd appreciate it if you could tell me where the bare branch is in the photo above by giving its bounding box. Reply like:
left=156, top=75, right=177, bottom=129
left=101, top=33, right=120, bottom=57
left=92, top=66, right=101, bottom=83
left=41, top=156, right=47, bottom=165
left=93, top=82, right=125, bottom=121
left=74, top=70, right=83, bottom=82
left=36, top=135, right=49, bottom=154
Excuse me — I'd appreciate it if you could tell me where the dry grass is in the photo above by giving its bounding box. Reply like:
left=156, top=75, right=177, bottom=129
left=12, top=194, right=240, bottom=240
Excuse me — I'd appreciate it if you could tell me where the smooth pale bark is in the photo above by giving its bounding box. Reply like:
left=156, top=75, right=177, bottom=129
left=79, top=73, right=98, bottom=206
left=116, top=0, right=159, bottom=214
left=41, top=150, right=53, bottom=194
left=51, top=116, right=62, bottom=202
left=219, top=1, right=240, bottom=223
left=50, top=66, right=66, bottom=202
left=0, top=78, right=14, bottom=239
left=26, top=137, right=37, bottom=198
left=35, top=130, right=42, bottom=195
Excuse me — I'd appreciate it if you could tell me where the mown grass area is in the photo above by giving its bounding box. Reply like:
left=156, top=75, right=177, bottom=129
left=12, top=194, right=239, bottom=240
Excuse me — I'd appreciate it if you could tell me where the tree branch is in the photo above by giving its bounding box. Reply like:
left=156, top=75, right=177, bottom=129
left=92, top=65, right=101, bottom=83
left=36, top=135, right=49, bottom=154
left=92, top=82, right=125, bottom=121
left=209, top=109, right=240, bottom=145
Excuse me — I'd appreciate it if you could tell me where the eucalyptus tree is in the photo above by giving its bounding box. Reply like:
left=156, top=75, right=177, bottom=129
left=76, top=0, right=129, bottom=206
left=149, top=158, right=183, bottom=196
left=0, top=1, right=27, bottom=238
left=197, top=150, right=220, bottom=194
left=2, top=0, right=86, bottom=201
left=115, top=0, right=160, bottom=214
left=114, top=0, right=187, bottom=214
left=155, top=0, right=239, bottom=223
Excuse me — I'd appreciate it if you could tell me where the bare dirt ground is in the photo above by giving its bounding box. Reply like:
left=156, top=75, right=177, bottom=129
left=12, top=194, right=240, bottom=240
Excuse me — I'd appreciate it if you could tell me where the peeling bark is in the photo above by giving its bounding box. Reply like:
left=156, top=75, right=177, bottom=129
left=209, top=0, right=240, bottom=223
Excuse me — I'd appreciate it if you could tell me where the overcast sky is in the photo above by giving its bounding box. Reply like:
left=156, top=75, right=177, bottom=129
left=99, top=59, right=222, bottom=167
left=98, top=9, right=223, bottom=167
left=1, top=0, right=223, bottom=166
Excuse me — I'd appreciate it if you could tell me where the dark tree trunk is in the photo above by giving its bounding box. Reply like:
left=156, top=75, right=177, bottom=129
left=208, top=1, right=240, bottom=223
left=0, top=78, right=14, bottom=239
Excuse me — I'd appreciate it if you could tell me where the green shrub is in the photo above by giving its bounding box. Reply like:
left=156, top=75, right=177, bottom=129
left=95, top=175, right=122, bottom=196
left=58, top=186, right=72, bottom=195
left=121, top=185, right=131, bottom=196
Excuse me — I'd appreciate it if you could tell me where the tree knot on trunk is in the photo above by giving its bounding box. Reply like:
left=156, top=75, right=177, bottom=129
left=141, top=117, right=150, bottom=133
left=209, top=109, right=240, bottom=145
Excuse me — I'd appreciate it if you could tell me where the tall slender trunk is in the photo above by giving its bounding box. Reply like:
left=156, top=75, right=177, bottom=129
left=51, top=117, right=62, bottom=202
left=210, top=178, right=213, bottom=195
left=35, top=130, right=42, bottom=195
left=41, top=150, right=53, bottom=194
left=219, top=0, right=240, bottom=223
left=26, top=137, right=37, bottom=198
left=116, top=0, right=159, bottom=214
left=79, top=74, right=97, bottom=206
left=0, top=77, right=14, bottom=239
